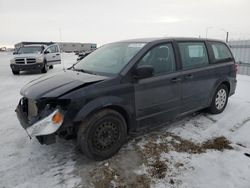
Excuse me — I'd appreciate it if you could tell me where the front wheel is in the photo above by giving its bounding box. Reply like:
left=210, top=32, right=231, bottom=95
left=77, top=109, right=127, bottom=161
left=12, top=70, right=19, bottom=75
left=209, top=84, right=229, bottom=114
left=41, top=61, right=48, bottom=73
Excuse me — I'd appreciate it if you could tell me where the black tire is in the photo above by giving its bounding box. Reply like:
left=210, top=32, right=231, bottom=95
left=77, top=109, right=127, bottom=161
left=209, top=84, right=229, bottom=114
left=41, top=61, right=48, bottom=73
left=12, top=70, right=19, bottom=75
left=49, top=65, right=54, bottom=69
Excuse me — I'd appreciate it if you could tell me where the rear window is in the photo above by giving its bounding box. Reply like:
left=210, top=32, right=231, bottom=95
left=178, top=42, right=209, bottom=70
left=210, top=42, right=233, bottom=62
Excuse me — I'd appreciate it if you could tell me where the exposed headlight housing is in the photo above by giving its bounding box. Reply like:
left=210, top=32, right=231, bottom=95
left=27, top=109, right=64, bottom=137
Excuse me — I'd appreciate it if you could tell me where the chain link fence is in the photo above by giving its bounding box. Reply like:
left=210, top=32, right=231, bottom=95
left=228, top=40, right=250, bottom=75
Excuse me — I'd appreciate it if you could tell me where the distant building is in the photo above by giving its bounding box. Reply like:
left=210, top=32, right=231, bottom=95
left=14, top=42, right=54, bottom=49
left=14, top=41, right=97, bottom=53
left=57, top=42, right=97, bottom=53
left=228, top=40, right=250, bottom=76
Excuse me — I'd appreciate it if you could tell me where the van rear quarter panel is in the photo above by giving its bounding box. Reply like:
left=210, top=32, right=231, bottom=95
left=207, top=62, right=236, bottom=104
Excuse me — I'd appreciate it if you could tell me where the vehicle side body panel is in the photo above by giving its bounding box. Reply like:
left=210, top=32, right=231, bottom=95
left=60, top=77, right=136, bottom=132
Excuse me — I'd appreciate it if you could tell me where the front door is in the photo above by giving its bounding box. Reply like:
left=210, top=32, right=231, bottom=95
left=45, top=45, right=61, bottom=65
left=134, top=43, right=182, bottom=128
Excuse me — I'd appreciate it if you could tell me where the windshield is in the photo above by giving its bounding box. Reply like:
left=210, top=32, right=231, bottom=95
left=74, top=42, right=146, bottom=75
left=17, top=46, right=44, bottom=54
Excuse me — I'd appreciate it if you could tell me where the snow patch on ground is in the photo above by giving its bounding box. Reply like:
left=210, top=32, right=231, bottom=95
left=0, top=52, right=250, bottom=187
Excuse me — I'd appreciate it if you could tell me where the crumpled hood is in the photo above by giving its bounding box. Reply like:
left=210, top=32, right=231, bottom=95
left=13, top=53, right=42, bottom=59
left=20, top=71, right=108, bottom=99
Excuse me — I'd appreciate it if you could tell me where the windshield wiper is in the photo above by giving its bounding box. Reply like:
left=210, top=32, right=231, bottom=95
left=67, top=64, right=77, bottom=70
left=71, top=66, right=96, bottom=75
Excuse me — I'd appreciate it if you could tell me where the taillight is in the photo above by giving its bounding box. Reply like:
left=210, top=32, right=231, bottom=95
left=232, top=63, right=238, bottom=78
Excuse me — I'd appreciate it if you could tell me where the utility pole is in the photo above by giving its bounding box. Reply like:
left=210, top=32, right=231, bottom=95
left=219, top=28, right=229, bottom=43
left=226, top=32, right=229, bottom=43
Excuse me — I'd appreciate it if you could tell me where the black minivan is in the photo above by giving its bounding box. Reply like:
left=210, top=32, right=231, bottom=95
left=16, top=38, right=237, bottom=160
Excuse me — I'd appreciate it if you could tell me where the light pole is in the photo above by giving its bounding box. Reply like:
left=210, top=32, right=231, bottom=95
left=219, top=28, right=229, bottom=43
left=226, top=32, right=229, bottom=43
left=205, top=26, right=213, bottom=38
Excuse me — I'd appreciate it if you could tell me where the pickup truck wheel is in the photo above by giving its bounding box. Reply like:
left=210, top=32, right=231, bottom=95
left=209, top=84, right=229, bottom=114
left=12, top=70, right=19, bottom=75
left=77, top=109, right=127, bottom=161
left=41, top=61, right=48, bottom=73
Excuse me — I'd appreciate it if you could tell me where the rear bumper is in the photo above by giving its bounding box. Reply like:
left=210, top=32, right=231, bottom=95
left=15, top=99, right=64, bottom=144
left=10, top=63, right=43, bottom=71
left=229, top=79, right=237, bottom=96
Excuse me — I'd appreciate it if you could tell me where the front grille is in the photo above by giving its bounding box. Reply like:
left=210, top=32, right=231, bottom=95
left=15, top=58, right=25, bottom=64
left=27, top=58, right=36, bottom=64
left=15, top=58, right=36, bottom=64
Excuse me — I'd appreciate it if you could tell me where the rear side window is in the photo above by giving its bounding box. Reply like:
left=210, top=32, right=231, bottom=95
left=210, top=42, right=232, bottom=62
left=178, top=42, right=209, bottom=70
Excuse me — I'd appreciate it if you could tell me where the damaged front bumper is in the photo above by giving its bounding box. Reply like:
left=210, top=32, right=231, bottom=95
left=15, top=98, right=64, bottom=144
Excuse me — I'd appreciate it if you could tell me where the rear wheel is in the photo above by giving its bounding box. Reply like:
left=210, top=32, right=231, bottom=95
left=12, top=70, right=19, bottom=75
left=77, top=109, right=127, bottom=161
left=49, top=65, right=54, bottom=69
left=209, top=84, right=229, bottom=114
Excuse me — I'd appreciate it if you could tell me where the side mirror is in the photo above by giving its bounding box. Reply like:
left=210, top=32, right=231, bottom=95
left=134, top=65, right=154, bottom=79
left=44, top=50, right=49, bottom=54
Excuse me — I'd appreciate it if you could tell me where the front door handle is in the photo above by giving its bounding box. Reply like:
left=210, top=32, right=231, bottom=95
left=171, top=77, right=182, bottom=83
left=184, top=74, right=194, bottom=80
left=56, top=53, right=60, bottom=56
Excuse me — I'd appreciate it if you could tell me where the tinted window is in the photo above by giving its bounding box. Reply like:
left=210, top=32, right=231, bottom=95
left=46, top=45, right=58, bottom=53
left=51, top=46, right=56, bottom=53
left=178, top=42, right=209, bottom=70
left=210, top=42, right=232, bottom=62
left=46, top=46, right=53, bottom=53
left=137, top=43, right=176, bottom=75
left=54, top=45, right=59, bottom=52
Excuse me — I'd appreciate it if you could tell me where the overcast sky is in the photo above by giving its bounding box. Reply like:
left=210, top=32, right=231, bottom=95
left=1, top=0, right=250, bottom=47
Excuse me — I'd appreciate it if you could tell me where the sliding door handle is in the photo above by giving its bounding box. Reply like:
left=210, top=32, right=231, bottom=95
left=171, top=77, right=182, bottom=83
left=184, top=74, right=194, bottom=80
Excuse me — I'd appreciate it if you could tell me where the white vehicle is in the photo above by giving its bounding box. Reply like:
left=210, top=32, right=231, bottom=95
left=10, top=44, right=61, bottom=75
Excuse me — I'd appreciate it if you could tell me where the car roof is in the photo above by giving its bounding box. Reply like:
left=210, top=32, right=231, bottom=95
left=116, top=37, right=225, bottom=44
